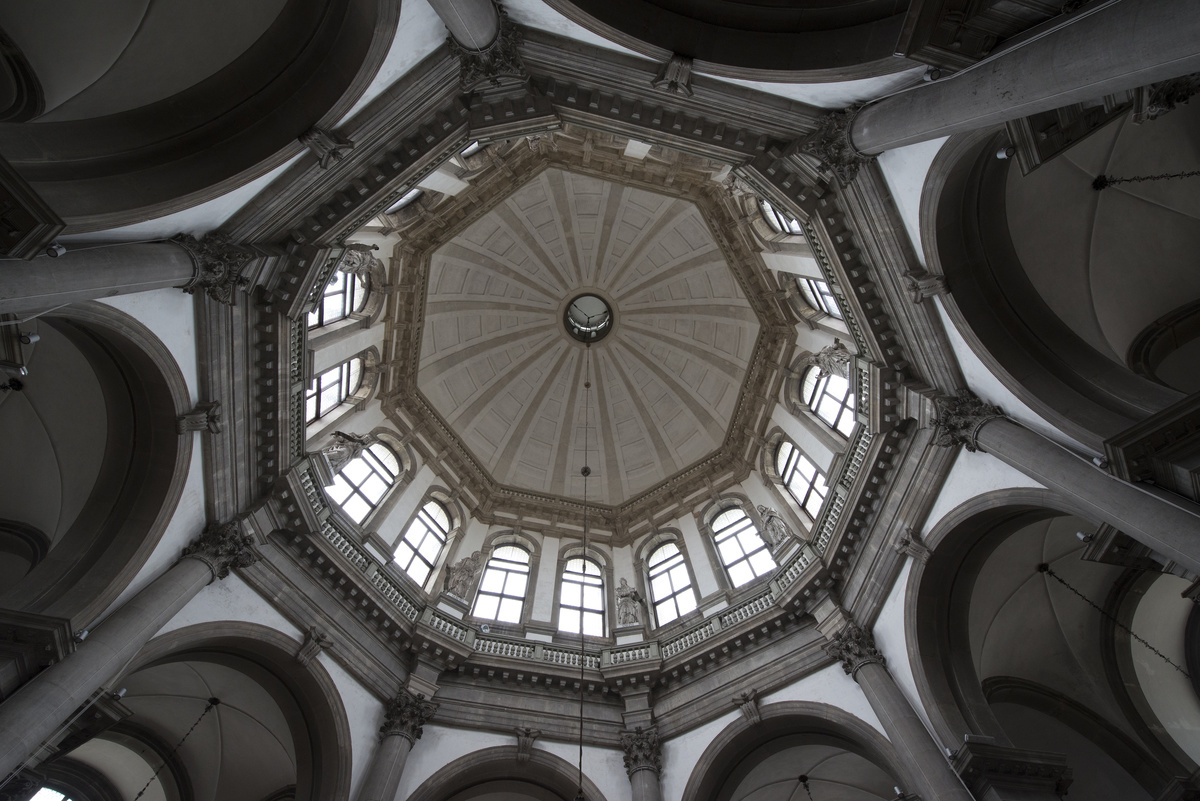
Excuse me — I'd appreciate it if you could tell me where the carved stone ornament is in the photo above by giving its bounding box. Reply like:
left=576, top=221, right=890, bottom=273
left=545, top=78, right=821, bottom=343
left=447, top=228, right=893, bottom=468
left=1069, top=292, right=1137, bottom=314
left=295, top=626, right=333, bottom=666
left=338, top=243, right=381, bottom=278
left=733, top=688, right=761, bottom=724
left=299, top=126, right=355, bottom=169
left=514, top=726, right=541, bottom=762
left=615, top=577, right=644, bottom=626
left=894, top=527, right=931, bottom=564
left=651, top=55, right=694, bottom=97
left=805, top=338, right=851, bottom=378
left=526, top=133, right=558, bottom=155
left=619, top=726, right=662, bottom=776
left=380, top=690, right=438, bottom=743
left=182, top=520, right=259, bottom=581
left=444, top=551, right=482, bottom=600
left=447, top=4, right=525, bottom=90
left=903, top=269, right=948, bottom=303
left=177, top=400, right=222, bottom=434
left=1135, top=72, right=1200, bottom=123
left=796, top=107, right=873, bottom=187
left=823, top=622, right=886, bottom=678
left=756, top=506, right=792, bottom=551
left=932, top=388, right=1005, bottom=453
left=322, top=431, right=373, bottom=474
left=173, top=232, right=255, bottom=306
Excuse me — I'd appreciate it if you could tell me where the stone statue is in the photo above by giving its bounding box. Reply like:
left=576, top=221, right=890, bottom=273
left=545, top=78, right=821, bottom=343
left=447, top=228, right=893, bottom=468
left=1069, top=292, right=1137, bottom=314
left=805, top=338, right=851, bottom=378
left=323, top=431, right=371, bottom=474
left=757, top=506, right=792, bottom=550
left=338, top=243, right=381, bottom=279
left=616, top=578, right=644, bottom=626
left=444, top=551, right=482, bottom=599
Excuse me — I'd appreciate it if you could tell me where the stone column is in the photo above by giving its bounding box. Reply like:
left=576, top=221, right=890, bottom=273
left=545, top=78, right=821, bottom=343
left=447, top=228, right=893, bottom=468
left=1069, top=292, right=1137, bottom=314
left=0, top=233, right=254, bottom=315
left=355, top=690, right=438, bottom=801
left=427, top=0, right=500, bottom=50
left=934, top=389, right=1200, bottom=575
left=823, top=621, right=974, bottom=801
left=620, top=726, right=663, bottom=801
left=0, top=522, right=258, bottom=782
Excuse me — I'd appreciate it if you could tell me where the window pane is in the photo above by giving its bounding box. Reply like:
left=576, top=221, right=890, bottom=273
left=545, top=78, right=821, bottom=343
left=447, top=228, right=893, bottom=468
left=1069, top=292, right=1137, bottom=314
left=507, top=573, right=528, bottom=596
left=474, top=594, right=499, bottom=620
left=560, top=608, right=580, bottom=633
left=676, top=589, right=698, bottom=615
left=481, top=570, right=505, bottom=593
left=343, top=495, right=370, bottom=523
left=728, top=561, right=753, bottom=587
left=498, top=598, right=523, bottom=623
left=408, top=560, right=431, bottom=586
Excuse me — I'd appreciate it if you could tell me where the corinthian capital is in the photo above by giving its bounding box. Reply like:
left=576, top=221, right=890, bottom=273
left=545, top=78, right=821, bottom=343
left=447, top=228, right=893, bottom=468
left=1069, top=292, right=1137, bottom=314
left=795, top=107, right=873, bottom=186
left=380, top=690, right=438, bottom=743
left=932, top=388, right=1004, bottom=452
left=173, top=233, right=255, bottom=306
left=620, top=726, right=662, bottom=776
left=448, top=4, right=524, bottom=90
left=182, top=520, right=259, bottom=581
left=823, top=622, right=885, bottom=678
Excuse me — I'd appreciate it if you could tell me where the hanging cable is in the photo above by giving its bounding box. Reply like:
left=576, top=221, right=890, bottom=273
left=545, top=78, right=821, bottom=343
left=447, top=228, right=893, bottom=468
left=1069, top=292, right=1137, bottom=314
left=1093, top=169, right=1200, bottom=190
left=133, top=697, right=220, bottom=800
left=576, top=343, right=593, bottom=801
left=1038, top=564, right=1189, bottom=678
left=797, top=775, right=814, bottom=801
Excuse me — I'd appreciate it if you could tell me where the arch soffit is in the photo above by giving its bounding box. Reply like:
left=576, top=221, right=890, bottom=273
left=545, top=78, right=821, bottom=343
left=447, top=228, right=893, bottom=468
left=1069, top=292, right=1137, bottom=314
left=17, top=300, right=193, bottom=628
left=918, top=129, right=1181, bottom=450
left=122, top=621, right=353, bottom=801
left=405, top=745, right=610, bottom=801
left=680, top=700, right=908, bottom=801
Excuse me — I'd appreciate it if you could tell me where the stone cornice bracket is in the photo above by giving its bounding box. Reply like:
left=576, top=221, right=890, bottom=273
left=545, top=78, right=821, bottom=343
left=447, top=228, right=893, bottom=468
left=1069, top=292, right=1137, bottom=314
left=733, top=689, right=761, bottom=724
left=173, top=233, right=255, bottom=306
left=651, top=54, right=694, bottom=97
left=903, top=269, right=948, bottom=303
left=299, top=126, right=355, bottom=169
left=379, top=690, right=439, bottom=744
left=823, top=622, right=886, bottom=678
left=793, top=107, right=874, bottom=187
left=932, top=388, right=1005, bottom=453
left=181, top=520, right=260, bottom=582
left=952, top=740, right=1073, bottom=799
left=447, top=4, right=525, bottom=90
left=894, top=527, right=931, bottom=564
left=514, top=726, right=541, bottom=762
left=620, top=726, right=662, bottom=776
left=295, top=626, right=333, bottom=666
left=177, top=400, right=222, bottom=434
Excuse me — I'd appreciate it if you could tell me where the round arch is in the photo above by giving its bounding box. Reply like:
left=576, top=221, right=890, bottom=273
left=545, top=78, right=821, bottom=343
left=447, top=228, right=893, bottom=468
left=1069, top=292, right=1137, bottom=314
left=680, top=700, right=910, bottom=801
left=118, top=621, right=353, bottom=801
left=406, top=745, right=611, bottom=801
left=0, top=299, right=193, bottom=628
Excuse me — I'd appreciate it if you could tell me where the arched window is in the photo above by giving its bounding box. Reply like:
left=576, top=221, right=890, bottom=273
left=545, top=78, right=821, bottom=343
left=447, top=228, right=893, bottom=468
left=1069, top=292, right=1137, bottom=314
left=802, top=366, right=856, bottom=436
left=797, top=277, right=842, bottom=319
left=472, top=544, right=531, bottom=623
left=306, top=358, right=362, bottom=423
left=394, top=499, right=452, bottom=586
left=326, top=443, right=399, bottom=524
left=386, top=187, right=423, bottom=213
left=309, top=270, right=367, bottom=328
left=559, top=557, right=605, bottom=637
left=647, top=542, right=697, bottom=626
left=31, top=790, right=70, bottom=801
left=760, top=199, right=803, bottom=235
left=712, top=506, right=776, bottom=588
left=775, top=440, right=829, bottom=518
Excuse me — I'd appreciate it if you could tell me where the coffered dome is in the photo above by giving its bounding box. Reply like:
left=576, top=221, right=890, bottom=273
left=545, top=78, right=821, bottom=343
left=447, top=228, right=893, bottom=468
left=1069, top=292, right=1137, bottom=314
left=418, top=168, right=760, bottom=506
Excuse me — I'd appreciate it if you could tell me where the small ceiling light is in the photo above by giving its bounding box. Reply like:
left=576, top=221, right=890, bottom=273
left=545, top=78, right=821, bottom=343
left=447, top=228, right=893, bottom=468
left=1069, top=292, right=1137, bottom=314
left=564, top=294, right=613, bottom=343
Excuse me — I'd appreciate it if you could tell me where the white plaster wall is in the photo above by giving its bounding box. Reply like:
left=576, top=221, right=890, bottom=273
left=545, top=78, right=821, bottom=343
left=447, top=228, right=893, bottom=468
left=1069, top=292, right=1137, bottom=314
left=531, top=534, right=561, bottom=622
left=60, top=156, right=302, bottom=241
left=761, top=663, right=885, bottom=737
left=1131, top=574, right=1200, bottom=764
left=870, top=559, right=938, bottom=740
left=93, top=289, right=208, bottom=624
left=876, top=137, right=948, bottom=268
left=319, top=653, right=383, bottom=800
left=338, top=0, right=444, bottom=123
left=613, top=542, right=635, bottom=582
left=373, top=464, right=437, bottom=547
left=506, top=0, right=643, bottom=58
left=720, top=67, right=926, bottom=111
left=934, top=300, right=1095, bottom=455
left=794, top=323, right=848, bottom=358
left=769, top=407, right=837, bottom=472
left=661, top=709, right=740, bottom=801
left=393, top=725, right=511, bottom=800
left=760, top=250, right=820, bottom=278
left=313, top=323, right=383, bottom=374
left=923, top=448, right=1041, bottom=538
left=536, top=739, right=631, bottom=801
left=156, top=572, right=301, bottom=639
left=676, top=515, right=720, bottom=598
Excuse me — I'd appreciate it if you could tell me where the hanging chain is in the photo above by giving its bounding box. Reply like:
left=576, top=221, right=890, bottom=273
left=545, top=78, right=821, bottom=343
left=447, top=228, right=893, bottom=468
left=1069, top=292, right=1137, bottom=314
left=133, top=697, right=220, bottom=800
left=577, top=344, right=592, bottom=801
left=1093, top=170, right=1200, bottom=190
left=1038, top=564, right=1190, bottom=678
left=798, top=775, right=815, bottom=801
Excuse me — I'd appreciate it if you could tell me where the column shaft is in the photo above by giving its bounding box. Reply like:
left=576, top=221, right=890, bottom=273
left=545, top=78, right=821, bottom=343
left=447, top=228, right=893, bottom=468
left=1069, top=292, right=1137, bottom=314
left=354, top=734, right=414, bottom=801
left=426, top=0, right=500, bottom=50
left=852, top=0, right=1200, bottom=153
left=629, top=769, right=663, bottom=801
left=978, top=418, right=1200, bottom=574
left=855, top=662, right=975, bottom=801
left=0, top=242, right=194, bottom=315
left=0, top=557, right=213, bottom=780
